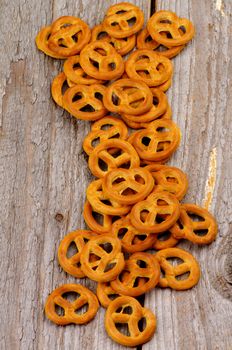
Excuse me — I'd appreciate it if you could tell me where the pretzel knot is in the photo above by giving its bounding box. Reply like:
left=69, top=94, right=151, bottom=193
left=105, top=296, right=156, bottom=347
left=45, top=284, right=99, bottom=325
left=155, top=248, right=201, bottom=290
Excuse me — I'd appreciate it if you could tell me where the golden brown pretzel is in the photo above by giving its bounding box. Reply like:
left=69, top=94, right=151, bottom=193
left=170, top=204, right=218, bottom=245
left=105, top=296, right=156, bottom=347
left=58, top=230, right=98, bottom=278
left=51, top=72, right=69, bottom=107
left=80, top=41, right=124, bottom=80
left=88, top=139, right=140, bottom=178
left=155, top=247, right=200, bottom=290
left=103, top=3, right=144, bottom=38
left=63, top=84, right=107, bottom=121
left=153, top=230, right=179, bottom=250
left=147, top=10, right=195, bottom=47
left=83, top=201, right=113, bottom=234
left=80, top=235, right=125, bottom=282
left=35, top=26, right=67, bottom=59
left=97, top=282, right=122, bottom=308
left=103, top=79, right=153, bottom=115
left=91, top=24, right=136, bottom=56
left=111, top=252, right=160, bottom=297
left=45, top=283, right=99, bottom=325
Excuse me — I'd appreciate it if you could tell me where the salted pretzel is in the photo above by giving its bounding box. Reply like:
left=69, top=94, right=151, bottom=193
left=111, top=252, right=160, bottom=297
left=103, top=2, right=144, bottom=39
left=58, top=230, right=98, bottom=278
left=83, top=201, right=113, bottom=234
left=45, top=283, right=99, bottom=325
left=51, top=72, right=70, bottom=107
left=147, top=10, right=195, bottom=47
left=91, top=24, right=136, bottom=56
left=111, top=216, right=156, bottom=253
left=86, top=179, right=131, bottom=216
left=80, top=41, right=124, bottom=80
left=105, top=296, right=156, bottom=346
left=88, top=139, right=140, bottom=178
left=83, top=116, right=128, bottom=155
left=130, top=191, right=180, bottom=233
left=103, top=79, right=153, bottom=115
left=35, top=26, right=67, bottom=59
left=153, top=230, right=179, bottom=250
left=103, top=168, right=154, bottom=205
left=170, top=204, right=218, bottom=245
left=97, top=281, right=122, bottom=308
left=155, top=248, right=201, bottom=290
left=132, top=119, right=181, bottom=161
left=48, top=16, right=91, bottom=57
left=63, top=84, right=107, bottom=121
left=80, top=235, right=125, bottom=282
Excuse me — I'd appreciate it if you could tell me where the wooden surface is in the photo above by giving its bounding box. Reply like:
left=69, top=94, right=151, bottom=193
left=0, top=0, right=231, bottom=349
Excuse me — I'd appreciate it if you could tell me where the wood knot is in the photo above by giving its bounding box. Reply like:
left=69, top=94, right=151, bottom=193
left=55, top=213, right=64, bottom=222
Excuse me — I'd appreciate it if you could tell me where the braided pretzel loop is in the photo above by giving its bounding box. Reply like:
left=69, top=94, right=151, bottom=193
left=63, top=84, right=107, bottom=121
left=104, top=79, right=153, bottom=115
left=35, top=26, right=67, bottom=59
left=155, top=247, right=200, bottom=290
left=51, top=72, right=69, bottom=107
left=86, top=178, right=131, bottom=216
left=130, top=191, right=180, bottom=233
left=45, top=283, right=99, bottom=325
left=88, top=139, right=140, bottom=178
left=58, top=230, right=98, bottom=278
left=103, top=2, right=144, bottom=38
left=105, top=296, right=156, bottom=347
left=83, top=201, right=114, bottom=234
left=80, top=41, right=124, bottom=80
left=91, top=24, right=136, bottom=56
left=80, top=235, right=125, bottom=282
left=97, top=281, right=123, bottom=308
left=170, top=204, right=218, bottom=245
left=153, top=230, right=179, bottom=250
left=147, top=10, right=195, bottom=47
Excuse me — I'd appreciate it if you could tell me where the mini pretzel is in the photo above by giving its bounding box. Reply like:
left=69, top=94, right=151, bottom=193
left=80, top=41, right=124, bottom=80
left=155, top=248, right=200, bottom=290
left=83, top=201, right=113, bottom=234
left=83, top=116, right=128, bottom=155
left=125, top=49, right=173, bottom=87
left=111, top=216, right=156, bottom=253
left=48, top=16, right=91, bottom=57
left=132, top=119, right=181, bottom=161
left=147, top=10, right=195, bottom=47
left=58, top=230, right=98, bottom=278
left=170, top=204, right=218, bottom=245
left=153, top=230, right=179, bottom=250
left=97, top=282, right=123, bottom=308
left=51, top=72, right=70, bottom=107
left=80, top=235, right=125, bottom=282
left=86, top=179, right=131, bottom=216
left=45, top=283, right=99, bottom=325
left=130, top=191, right=180, bottom=233
left=158, top=77, right=172, bottom=92
left=103, top=79, right=153, bottom=115
left=91, top=24, right=136, bottom=56
left=103, top=168, right=154, bottom=205
left=103, top=3, right=144, bottom=38
left=105, top=296, right=156, bottom=347
left=111, top=252, right=160, bottom=297
left=35, top=26, right=67, bottom=59
left=88, top=139, right=140, bottom=178
left=63, top=84, right=107, bottom=121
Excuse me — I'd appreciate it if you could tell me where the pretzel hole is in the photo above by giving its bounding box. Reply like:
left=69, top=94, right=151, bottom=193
left=95, top=48, right=107, bottom=56
left=193, top=229, right=209, bottom=236
left=157, top=141, right=171, bottom=151
left=145, top=35, right=153, bottom=43
left=142, top=136, right=151, bottom=146
left=101, top=199, right=112, bottom=206
left=73, top=62, right=81, bottom=69
left=75, top=303, right=89, bottom=315
left=134, top=174, right=145, bottom=184
left=157, top=126, right=170, bottom=132
left=118, top=227, right=128, bottom=239
left=108, top=293, right=120, bottom=301
left=156, top=44, right=169, bottom=53
left=99, top=242, right=113, bottom=253
left=138, top=317, right=147, bottom=332
left=61, top=80, right=70, bottom=95
left=157, top=231, right=172, bottom=241
left=140, top=210, right=149, bottom=222
left=55, top=304, right=65, bottom=316
left=156, top=63, right=165, bottom=71
left=112, top=93, right=121, bottom=106
left=115, top=323, right=130, bottom=336
left=92, top=210, right=104, bottom=225
left=91, top=137, right=100, bottom=148
left=179, top=25, right=186, bottom=34
left=104, top=262, right=116, bottom=272
left=80, top=104, right=96, bottom=112
left=121, top=188, right=137, bottom=196
left=188, top=213, right=205, bottom=222
left=176, top=271, right=190, bottom=280
left=167, top=176, right=178, bottom=183
left=62, top=291, right=80, bottom=302
left=58, top=39, right=68, bottom=48
left=133, top=234, right=148, bottom=243
left=116, top=10, right=126, bottom=14
left=166, top=257, right=184, bottom=266
left=160, top=268, right=165, bottom=278
left=98, top=158, right=108, bottom=171
left=112, top=177, right=126, bottom=185
left=67, top=241, right=79, bottom=258
left=100, top=123, right=114, bottom=130
left=89, top=58, right=99, bottom=69
left=94, top=92, right=103, bottom=101
left=127, top=17, right=136, bottom=27
left=71, top=34, right=78, bottom=43
left=120, top=162, right=130, bottom=169
left=155, top=215, right=165, bottom=224
left=160, top=19, right=172, bottom=24
left=123, top=306, right=133, bottom=314
left=134, top=276, right=149, bottom=287
left=108, top=62, right=116, bottom=71
left=109, top=132, right=120, bottom=139
left=97, top=31, right=109, bottom=40
left=111, top=21, right=119, bottom=27
left=136, top=260, right=148, bottom=268
left=72, top=92, right=83, bottom=102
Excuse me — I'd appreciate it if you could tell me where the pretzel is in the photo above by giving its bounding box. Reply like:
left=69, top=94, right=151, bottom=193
left=97, top=282, right=122, bottom=308
left=157, top=76, right=172, bottom=92
left=103, top=168, right=154, bottom=205
left=111, top=216, right=156, bottom=253
left=103, top=3, right=144, bottom=39
left=45, top=283, right=99, bottom=325
left=125, top=50, right=173, bottom=87
left=48, top=16, right=91, bottom=57
left=103, top=79, right=153, bottom=115
left=83, top=116, right=128, bottom=155
left=132, top=119, right=181, bottom=161
left=170, top=204, right=218, bottom=245
left=35, top=26, right=67, bottom=59
left=88, top=139, right=140, bottom=178
left=147, top=11, right=195, bottom=47
left=63, top=84, right=107, bottom=121
left=137, top=28, right=184, bottom=59
left=153, top=230, right=179, bottom=250
left=155, top=248, right=200, bottom=290
left=130, top=191, right=180, bottom=233
left=91, top=24, right=136, bottom=56
left=58, top=230, right=98, bottom=278
left=80, top=235, right=125, bottom=282
left=51, top=72, right=69, bottom=107
left=111, top=252, right=160, bottom=297
left=80, top=41, right=124, bottom=80
left=83, top=201, right=113, bottom=234
left=105, top=296, right=156, bottom=346
left=86, top=179, right=131, bottom=216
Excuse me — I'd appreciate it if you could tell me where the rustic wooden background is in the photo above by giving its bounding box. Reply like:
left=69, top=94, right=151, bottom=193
left=0, top=0, right=232, bottom=349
